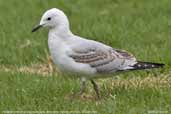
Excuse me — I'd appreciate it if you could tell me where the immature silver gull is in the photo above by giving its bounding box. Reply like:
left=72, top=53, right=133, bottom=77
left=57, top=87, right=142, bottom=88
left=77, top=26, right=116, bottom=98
left=32, top=8, right=164, bottom=98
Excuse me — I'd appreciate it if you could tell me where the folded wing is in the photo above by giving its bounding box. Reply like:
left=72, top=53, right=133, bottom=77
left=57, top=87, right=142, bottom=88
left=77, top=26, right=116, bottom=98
left=69, top=44, right=137, bottom=73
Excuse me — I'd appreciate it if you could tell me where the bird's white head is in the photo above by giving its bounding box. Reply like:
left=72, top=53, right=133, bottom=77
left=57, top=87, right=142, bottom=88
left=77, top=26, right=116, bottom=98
left=32, top=8, right=69, bottom=32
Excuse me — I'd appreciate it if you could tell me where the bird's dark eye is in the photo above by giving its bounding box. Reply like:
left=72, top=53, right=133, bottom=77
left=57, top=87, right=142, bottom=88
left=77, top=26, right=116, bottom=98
left=47, top=17, right=51, bottom=21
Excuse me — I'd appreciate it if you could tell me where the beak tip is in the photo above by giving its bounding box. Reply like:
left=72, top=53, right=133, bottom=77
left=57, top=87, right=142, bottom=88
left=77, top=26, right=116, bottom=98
left=31, top=25, right=42, bottom=33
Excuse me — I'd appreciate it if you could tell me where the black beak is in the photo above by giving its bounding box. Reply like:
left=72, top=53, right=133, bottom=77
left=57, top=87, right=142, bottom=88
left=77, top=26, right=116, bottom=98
left=32, top=25, right=42, bottom=32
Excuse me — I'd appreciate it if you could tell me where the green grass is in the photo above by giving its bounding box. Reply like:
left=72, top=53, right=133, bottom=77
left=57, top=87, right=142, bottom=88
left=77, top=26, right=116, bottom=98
left=0, top=72, right=171, bottom=114
left=0, top=0, right=171, bottom=114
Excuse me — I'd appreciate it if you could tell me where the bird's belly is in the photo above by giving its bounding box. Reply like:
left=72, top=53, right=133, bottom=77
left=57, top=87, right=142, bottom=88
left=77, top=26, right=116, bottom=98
left=53, top=54, right=96, bottom=75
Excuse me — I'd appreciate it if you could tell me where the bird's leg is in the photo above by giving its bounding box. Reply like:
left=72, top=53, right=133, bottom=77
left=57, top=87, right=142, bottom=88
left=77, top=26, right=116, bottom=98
left=90, top=80, right=100, bottom=99
left=79, top=77, right=86, bottom=95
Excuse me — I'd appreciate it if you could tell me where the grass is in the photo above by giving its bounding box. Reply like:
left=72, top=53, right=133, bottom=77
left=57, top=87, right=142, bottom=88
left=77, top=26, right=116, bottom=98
left=0, top=0, right=171, bottom=113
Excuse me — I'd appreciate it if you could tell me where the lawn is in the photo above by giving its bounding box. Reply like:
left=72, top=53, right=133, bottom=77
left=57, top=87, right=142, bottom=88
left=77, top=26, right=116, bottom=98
left=0, top=0, right=171, bottom=114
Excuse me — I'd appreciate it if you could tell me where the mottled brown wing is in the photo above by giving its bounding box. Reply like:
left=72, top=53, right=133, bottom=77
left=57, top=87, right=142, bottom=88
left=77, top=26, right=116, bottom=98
left=70, top=49, right=115, bottom=66
left=69, top=47, right=136, bottom=73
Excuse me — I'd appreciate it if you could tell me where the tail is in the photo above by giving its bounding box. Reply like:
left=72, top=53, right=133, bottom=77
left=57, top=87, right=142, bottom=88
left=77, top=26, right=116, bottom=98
left=129, top=61, right=164, bottom=70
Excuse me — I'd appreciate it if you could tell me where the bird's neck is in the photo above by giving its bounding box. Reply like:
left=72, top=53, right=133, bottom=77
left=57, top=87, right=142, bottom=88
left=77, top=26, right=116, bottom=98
left=48, top=25, right=73, bottom=54
left=49, top=24, right=73, bottom=41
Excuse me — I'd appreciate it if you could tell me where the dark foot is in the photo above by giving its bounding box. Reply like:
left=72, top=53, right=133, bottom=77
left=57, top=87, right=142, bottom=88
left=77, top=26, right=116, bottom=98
left=91, top=80, right=100, bottom=99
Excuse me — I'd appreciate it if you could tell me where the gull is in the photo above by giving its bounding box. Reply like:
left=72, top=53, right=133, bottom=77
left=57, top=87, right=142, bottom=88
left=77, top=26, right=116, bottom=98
left=32, top=8, right=164, bottom=98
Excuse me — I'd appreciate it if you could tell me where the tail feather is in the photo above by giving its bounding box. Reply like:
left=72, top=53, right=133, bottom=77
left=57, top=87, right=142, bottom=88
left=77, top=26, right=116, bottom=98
left=129, top=61, right=164, bottom=70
